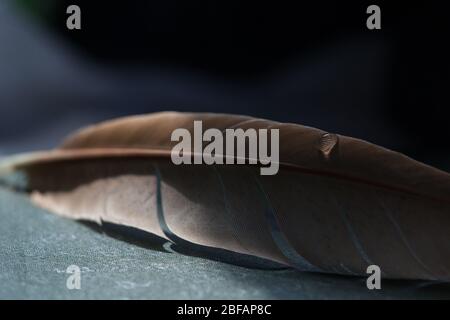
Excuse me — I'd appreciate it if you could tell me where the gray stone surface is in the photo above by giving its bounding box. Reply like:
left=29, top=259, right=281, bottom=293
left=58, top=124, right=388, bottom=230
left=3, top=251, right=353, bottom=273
left=1, top=186, right=450, bottom=299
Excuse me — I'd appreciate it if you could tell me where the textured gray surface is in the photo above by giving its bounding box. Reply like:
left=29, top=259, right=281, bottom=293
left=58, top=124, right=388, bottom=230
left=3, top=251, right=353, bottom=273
left=1, top=186, right=450, bottom=299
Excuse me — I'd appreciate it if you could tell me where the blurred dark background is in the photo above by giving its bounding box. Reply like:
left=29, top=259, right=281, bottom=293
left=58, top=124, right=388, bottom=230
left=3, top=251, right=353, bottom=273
left=1, top=1, right=449, bottom=170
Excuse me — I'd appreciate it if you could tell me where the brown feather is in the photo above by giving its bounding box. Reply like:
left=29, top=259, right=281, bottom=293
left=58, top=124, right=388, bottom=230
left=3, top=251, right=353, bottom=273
left=1, top=111, right=450, bottom=279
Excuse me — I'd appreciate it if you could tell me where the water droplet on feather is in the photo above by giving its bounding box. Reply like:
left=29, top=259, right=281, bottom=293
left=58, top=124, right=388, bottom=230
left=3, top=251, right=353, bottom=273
left=318, top=133, right=338, bottom=159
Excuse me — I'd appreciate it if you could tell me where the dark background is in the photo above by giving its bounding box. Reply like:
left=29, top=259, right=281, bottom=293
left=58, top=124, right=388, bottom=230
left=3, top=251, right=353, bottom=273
left=1, top=1, right=449, bottom=170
